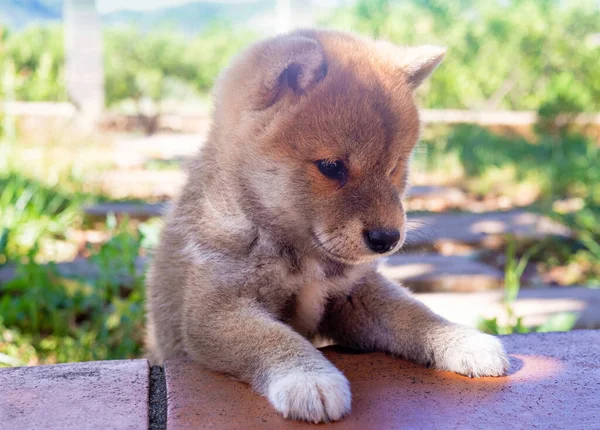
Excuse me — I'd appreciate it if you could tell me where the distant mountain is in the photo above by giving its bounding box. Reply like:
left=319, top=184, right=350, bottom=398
left=0, top=0, right=275, bottom=32
left=0, top=0, right=62, bottom=28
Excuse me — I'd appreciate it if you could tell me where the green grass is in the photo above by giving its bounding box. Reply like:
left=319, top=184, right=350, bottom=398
left=0, top=172, right=83, bottom=263
left=417, top=125, right=599, bottom=199
left=0, top=218, right=155, bottom=366
left=0, top=139, right=159, bottom=366
left=415, top=124, right=600, bottom=286
left=478, top=238, right=578, bottom=335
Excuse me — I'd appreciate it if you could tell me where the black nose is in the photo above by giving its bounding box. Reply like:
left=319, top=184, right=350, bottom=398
left=364, top=229, right=401, bottom=254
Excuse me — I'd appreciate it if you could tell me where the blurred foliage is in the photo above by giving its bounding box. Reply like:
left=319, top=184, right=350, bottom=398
left=103, top=23, right=252, bottom=105
left=326, top=0, right=600, bottom=112
left=0, top=138, right=96, bottom=263
left=0, top=23, right=254, bottom=113
left=103, top=24, right=253, bottom=133
left=415, top=124, right=600, bottom=286
left=479, top=239, right=578, bottom=335
left=0, top=172, right=80, bottom=260
left=0, top=25, right=65, bottom=101
left=0, top=138, right=162, bottom=365
left=0, top=0, right=598, bottom=116
left=0, top=218, right=150, bottom=366
left=419, top=125, right=599, bottom=200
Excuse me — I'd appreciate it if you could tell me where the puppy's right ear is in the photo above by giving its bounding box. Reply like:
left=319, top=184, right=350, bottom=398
left=376, top=41, right=445, bottom=90
left=248, top=36, right=327, bottom=109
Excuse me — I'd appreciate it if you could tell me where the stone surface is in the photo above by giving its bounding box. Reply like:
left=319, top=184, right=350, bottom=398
left=417, top=286, right=600, bottom=330
left=105, top=133, right=204, bottom=169
left=379, top=253, right=503, bottom=292
left=405, top=185, right=464, bottom=199
left=405, top=210, right=571, bottom=247
left=0, top=359, right=149, bottom=430
left=111, top=133, right=204, bottom=160
left=0, top=257, right=149, bottom=284
left=404, top=185, right=466, bottom=211
left=164, top=331, right=600, bottom=429
left=91, top=170, right=185, bottom=199
left=83, top=201, right=169, bottom=219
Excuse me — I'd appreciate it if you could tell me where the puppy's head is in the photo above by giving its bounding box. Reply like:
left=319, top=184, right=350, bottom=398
left=214, top=30, right=444, bottom=264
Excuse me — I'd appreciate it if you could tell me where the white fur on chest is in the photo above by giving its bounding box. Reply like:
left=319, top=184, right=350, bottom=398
left=288, top=261, right=368, bottom=337
left=289, top=279, right=328, bottom=337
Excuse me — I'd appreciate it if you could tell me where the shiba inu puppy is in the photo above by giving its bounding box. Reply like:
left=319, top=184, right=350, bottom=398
left=146, top=29, right=509, bottom=423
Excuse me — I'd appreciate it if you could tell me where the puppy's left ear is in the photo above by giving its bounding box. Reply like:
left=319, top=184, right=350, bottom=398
left=379, top=42, right=446, bottom=89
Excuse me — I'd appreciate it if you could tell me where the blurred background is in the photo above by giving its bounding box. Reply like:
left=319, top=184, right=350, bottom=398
left=0, top=0, right=598, bottom=367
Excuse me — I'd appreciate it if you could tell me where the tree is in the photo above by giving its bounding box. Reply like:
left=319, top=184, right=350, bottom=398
left=325, top=0, right=600, bottom=112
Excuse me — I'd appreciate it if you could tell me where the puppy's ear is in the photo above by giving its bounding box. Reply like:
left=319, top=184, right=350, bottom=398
left=399, top=45, right=446, bottom=88
left=378, top=42, right=446, bottom=89
left=251, top=36, right=327, bottom=109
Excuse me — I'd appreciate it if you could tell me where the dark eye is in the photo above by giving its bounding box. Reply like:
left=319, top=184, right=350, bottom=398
left=315, top=159, right=347, bottom=184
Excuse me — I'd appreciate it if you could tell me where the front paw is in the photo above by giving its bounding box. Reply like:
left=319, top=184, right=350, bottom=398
left=435, top=327, right=509, bottom=377
left=267, top=368, right=351, bottom=423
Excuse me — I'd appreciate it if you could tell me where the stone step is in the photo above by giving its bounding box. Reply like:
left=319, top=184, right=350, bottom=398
left=0, top=257, right=149, bottom=284
left=164, top=331, right=600, bottom=429
left=90, top=170, right=185, bottom=199
left=405, top=210, right=570, bottom=248
left=0, top=359, right=149, bottom=430
left=416, top=286, right=600, bottom=330
left=404, top=185, right=467, bottom=211
left=109, top=133, right=204, bottom=169
left=379, top=253, right=503, bottom=292
left=405, top=185, right=464, bottom=199
left=111, top=133, right=204, bottom=159
left=2, top=332, right=598, bottom=428
left=83, top=202, right=169, bottom=220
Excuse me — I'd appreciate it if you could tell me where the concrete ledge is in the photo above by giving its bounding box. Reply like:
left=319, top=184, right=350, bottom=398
left=0, top=359, right=149, bottom=430
left=1, top=332, right=598, bottom=429
left=164, top=331, right=599, bottom=429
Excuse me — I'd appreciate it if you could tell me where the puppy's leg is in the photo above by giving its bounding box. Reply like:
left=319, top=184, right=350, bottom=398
left=183, top=297, right=351, bottom=423
left=320, top=271, right=509, bottom=377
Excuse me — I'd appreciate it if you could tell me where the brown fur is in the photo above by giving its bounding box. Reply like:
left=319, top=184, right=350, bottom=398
left=146, top=30, right=508, bottom=423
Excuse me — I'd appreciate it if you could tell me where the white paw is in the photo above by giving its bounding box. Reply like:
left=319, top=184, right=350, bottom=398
left=267, top=368, right=351, bottom=423
left=436, top=328, right=509, bottom=377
